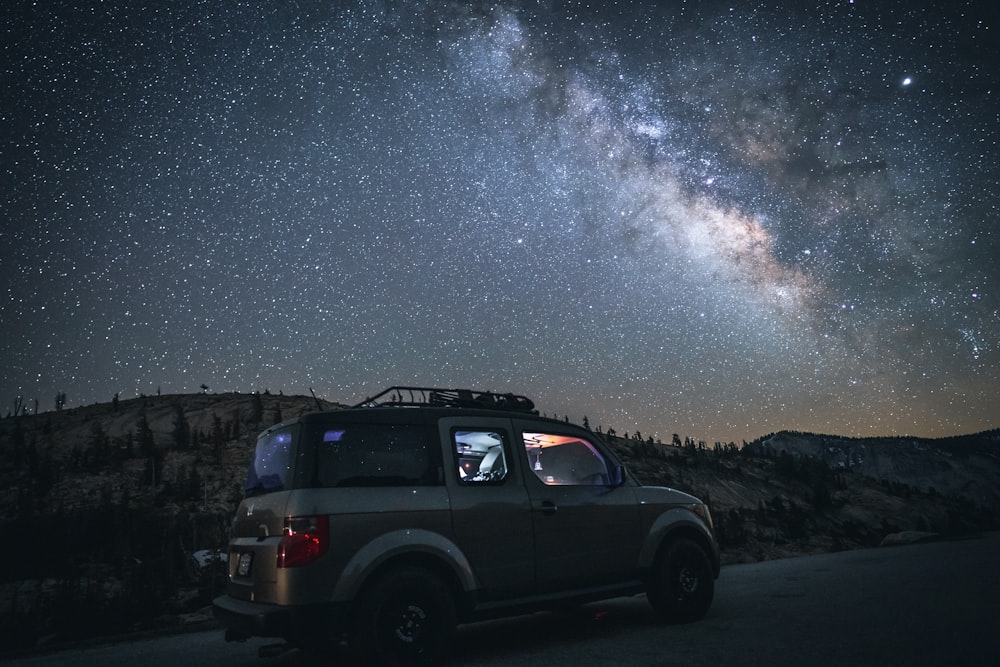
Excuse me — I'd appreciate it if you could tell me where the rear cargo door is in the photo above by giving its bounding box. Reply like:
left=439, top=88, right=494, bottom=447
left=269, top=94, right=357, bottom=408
left=227, top=490, right=289, bottom=603
left=226, top=423, right=299, bottom=603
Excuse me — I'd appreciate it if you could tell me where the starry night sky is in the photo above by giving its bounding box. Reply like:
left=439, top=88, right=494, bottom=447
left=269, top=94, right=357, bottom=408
left=3, top=1, right=998, bottom=443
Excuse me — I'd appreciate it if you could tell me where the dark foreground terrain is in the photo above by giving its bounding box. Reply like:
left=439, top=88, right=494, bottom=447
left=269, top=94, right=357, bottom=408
left=7, top=531, right=999, bottom=667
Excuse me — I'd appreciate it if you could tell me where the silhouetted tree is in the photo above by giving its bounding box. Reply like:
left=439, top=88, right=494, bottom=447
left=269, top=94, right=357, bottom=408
left=135, top=414, right=155, bottom=458
left=212, top=414, right=226, bottom=466
left=776, top=450, right=797, bottom=478
left=251, top=391, right=264, bottom=425
left=28, top=436, right=56, bottom=498
left=172, top=403, right=190, bottom=450
left=87, top=421, right=110, bottom=469
left=185, top=465, right=203, bottom=502
left=10, top=418, right=26, bottom=469
left=811, top=476, right=832, bottom=510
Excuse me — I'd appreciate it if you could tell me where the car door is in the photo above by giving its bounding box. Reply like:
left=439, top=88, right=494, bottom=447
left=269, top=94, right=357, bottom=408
left=514, top=420, right=642, bottom=591
left=440, top=416, right=535, bottom=601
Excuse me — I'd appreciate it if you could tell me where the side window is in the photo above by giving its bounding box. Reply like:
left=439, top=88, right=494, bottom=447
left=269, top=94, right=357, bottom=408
left=523, top=432, right=610, bottom=486
left=314, top=424, right=440, bottom=487
left=453, top=430, right=509, bottom=484
left=246, top=426, right=297, bottom=496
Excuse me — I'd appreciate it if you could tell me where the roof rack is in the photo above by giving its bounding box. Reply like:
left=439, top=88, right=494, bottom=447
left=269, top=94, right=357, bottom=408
left=354, top=386, right=536, bottom=414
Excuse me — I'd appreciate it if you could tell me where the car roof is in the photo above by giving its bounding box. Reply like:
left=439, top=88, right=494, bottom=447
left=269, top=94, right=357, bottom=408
left=258, top=386, right=591, bottom=435
left=262, top=407, right=588, bottom=434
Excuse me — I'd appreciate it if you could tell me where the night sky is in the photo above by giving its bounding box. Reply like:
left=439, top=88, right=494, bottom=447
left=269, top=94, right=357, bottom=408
left=3, top=1, right=998, bottom=443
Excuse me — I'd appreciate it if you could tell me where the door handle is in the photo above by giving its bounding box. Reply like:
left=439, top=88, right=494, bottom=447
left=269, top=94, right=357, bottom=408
left=535, top=500, right=558, bottom=515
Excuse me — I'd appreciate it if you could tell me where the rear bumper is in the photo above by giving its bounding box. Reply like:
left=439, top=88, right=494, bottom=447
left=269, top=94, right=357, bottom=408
left=212, top=594, right=348, bottom=643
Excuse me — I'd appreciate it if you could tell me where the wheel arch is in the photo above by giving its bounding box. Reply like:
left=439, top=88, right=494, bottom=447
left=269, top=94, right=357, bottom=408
left=640, top=510, right=720, bottom=578
left=333, top=529, right=477, bottom=615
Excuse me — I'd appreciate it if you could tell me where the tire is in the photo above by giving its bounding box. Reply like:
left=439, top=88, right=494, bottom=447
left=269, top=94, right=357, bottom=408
left=351, top=567, right=457, bottom=666
left=646, top=537, right=714, bottom=623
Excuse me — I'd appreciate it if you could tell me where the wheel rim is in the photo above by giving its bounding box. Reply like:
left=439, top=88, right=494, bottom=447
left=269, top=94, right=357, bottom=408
left=392, top=603, right=428, bottom=644
left=355, top=569, right=456, bottom=665
left=677, top=565, right=700, bottom=595
left=378, top=598, right=436, bottom=659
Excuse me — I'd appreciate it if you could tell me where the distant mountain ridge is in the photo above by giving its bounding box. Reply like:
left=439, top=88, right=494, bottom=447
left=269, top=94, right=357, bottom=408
left=746, top=429, right=1000, bottom=513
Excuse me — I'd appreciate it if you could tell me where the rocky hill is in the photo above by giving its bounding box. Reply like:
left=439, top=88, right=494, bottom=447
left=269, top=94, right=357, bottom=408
left=611, top=432, right=998, bottom=563
left=746, top=430, right=1000, bottom=514
left=0, top=392, right=996, bottom=650
left=0, top=391, right=340, bottom=650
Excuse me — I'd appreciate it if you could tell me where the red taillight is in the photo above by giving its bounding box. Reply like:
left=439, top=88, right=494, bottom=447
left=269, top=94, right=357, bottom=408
left=277, top=515, right=329, bottom=568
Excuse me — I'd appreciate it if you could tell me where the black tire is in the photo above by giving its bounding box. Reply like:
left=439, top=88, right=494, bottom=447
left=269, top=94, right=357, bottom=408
left=351, top=567, right=456, bottom=666
left=646, top=537, right=714, bottom=623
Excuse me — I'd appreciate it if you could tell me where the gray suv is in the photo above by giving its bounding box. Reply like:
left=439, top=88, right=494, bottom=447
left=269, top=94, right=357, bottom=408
left=213, top=387, right=719, bottom=665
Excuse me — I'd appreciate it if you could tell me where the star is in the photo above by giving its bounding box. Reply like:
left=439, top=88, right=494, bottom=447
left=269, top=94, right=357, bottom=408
left=1, top=1, right=997, bottom=442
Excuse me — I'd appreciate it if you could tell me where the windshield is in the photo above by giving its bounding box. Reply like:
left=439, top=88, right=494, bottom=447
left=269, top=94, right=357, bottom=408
left=245, top=425, right=297, bottom=496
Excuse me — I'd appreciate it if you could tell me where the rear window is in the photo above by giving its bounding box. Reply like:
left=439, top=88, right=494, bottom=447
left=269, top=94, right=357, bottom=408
left=245, top=425, right=297, bottom=497
left=311, top=423, right=441, bottom=487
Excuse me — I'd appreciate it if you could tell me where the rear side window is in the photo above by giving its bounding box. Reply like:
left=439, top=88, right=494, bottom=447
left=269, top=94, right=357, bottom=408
left=312, top=423, right=440, bottom=487
left=454, top=429, right=509, bottom=484
left=246, top=425, right=297, bottom=497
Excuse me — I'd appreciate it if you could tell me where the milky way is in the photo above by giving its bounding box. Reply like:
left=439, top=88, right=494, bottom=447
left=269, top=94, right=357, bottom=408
left=3, top=1, right=998, bottom=442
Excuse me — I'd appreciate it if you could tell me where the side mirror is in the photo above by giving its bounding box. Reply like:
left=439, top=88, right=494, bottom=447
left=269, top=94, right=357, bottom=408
left=610, top=464, right=626, bottom=487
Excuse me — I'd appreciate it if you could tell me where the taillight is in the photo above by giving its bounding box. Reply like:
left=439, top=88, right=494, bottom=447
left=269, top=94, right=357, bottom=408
left=277, top=515, right=329, bottom=568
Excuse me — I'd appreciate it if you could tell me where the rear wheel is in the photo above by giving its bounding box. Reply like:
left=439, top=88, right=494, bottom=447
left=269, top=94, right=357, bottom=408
left=351, top=567, right=456, bottom=666
left=647, top=537, right=714, bottom=623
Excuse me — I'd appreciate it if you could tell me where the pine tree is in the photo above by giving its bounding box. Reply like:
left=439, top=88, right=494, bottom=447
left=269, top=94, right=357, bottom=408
left=251, top=391, right=264, bottom=425
left=88, top=421, right=110, bottom=469
left=172, top=403, right=190, bottom=450
left=212, top=414, right=226, bottom=466
left=135, top=413, right=159, bottom=485
left=136, top=414, right=155, bottom=458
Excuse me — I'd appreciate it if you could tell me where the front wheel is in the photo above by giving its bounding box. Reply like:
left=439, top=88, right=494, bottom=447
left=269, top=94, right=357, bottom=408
left=351, top=567, right=456, bottom=666
left=647, top=537, right=714, bottom=623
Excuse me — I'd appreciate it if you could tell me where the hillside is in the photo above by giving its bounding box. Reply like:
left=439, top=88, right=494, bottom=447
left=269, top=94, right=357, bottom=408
left=0, top=392, right=340, bottom=650
left=746, top=430, right=1000, bottom=514
left=612, top=434, right=998, bottom=562
left=0, top=393, right=996, bottom=650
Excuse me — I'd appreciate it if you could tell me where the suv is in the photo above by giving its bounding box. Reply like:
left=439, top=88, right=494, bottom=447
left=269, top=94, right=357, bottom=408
left=213, top=387, right=719, bottom=665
